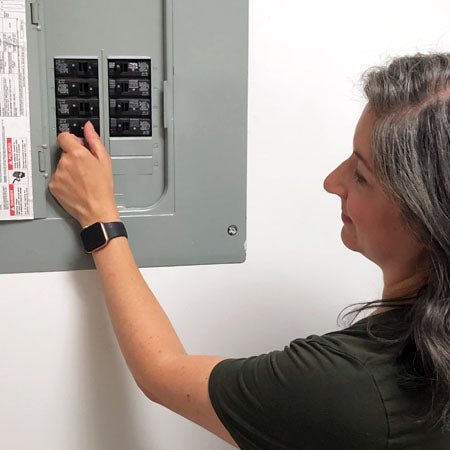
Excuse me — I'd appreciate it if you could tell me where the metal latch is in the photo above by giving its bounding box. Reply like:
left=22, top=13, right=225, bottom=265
left=30, top=2, right=40, bottom=26
left=163, top=80, right=174, bottom=130
left=38, top=149, right=46, bottom=173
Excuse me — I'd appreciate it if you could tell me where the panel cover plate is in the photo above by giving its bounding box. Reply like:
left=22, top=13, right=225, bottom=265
left=0, top=0, right=248, bottom=274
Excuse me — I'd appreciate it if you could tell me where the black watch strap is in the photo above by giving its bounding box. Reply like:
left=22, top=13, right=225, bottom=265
left=103, top=222, right=128, bottom=241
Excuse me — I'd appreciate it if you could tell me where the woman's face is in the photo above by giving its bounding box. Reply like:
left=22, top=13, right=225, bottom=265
left=323, top=104, right=426, bottom=276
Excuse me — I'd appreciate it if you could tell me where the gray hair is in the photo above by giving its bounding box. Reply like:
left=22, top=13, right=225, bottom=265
left=339, top=52, right=450, bottom=432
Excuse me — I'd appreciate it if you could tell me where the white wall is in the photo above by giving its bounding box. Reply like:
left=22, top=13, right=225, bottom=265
left=1, top=1, right=449, bottom=449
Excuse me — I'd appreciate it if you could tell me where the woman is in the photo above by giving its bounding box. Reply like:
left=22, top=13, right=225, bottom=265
left=49, top=52, right=450, bottom=449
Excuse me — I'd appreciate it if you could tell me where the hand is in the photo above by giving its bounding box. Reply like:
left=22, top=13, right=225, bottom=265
left=49, top=121, right=120, bottom=228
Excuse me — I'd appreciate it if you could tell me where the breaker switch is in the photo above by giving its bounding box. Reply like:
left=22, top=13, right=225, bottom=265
left=110, top=99, right=151, bottom=117
left=108, top=59, right=150, bottom=78
left=56, top=78, right=99, bottom=98
left=57, top=118, right=100, bottom=137
left=110, top=118, right=151, bottom=137
left=56, top=99, right=99, bottom=118
left=109, top=79, right=150, bottom=98
left=54, top=59, right=98, bottom=78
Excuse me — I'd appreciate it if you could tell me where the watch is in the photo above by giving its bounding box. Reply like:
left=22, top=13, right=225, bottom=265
left=80, top=221, right=128, bottom=253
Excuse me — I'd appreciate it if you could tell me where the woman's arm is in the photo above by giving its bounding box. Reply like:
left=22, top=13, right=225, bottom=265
left=49, top=122, right=238, bottom=448
left=92, top=236, right=236, bottom=447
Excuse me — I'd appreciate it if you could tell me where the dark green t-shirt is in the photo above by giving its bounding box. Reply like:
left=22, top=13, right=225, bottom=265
left=208, top=308, right=450, bottom=449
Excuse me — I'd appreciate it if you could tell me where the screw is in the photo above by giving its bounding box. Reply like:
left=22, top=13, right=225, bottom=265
left=227, top=225, right=238, bottom=236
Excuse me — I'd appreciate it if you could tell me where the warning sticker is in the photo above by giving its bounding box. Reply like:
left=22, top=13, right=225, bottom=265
left=0, top=0, right=33, bottom=220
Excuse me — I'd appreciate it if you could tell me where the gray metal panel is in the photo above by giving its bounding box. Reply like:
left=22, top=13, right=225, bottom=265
left=0, top=0, right=248, bottom=274
left=42, top=0, right=166, bottom=216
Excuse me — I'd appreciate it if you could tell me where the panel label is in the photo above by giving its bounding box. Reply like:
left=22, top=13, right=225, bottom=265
left=0, top=0, right=33, bottom=220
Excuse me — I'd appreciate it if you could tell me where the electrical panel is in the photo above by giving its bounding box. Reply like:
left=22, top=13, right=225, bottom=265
left=0, top=0, right=249, bottom=274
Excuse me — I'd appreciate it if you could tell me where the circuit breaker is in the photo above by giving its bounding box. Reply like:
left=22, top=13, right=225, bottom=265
left=0, top=0, right=248, bottom=274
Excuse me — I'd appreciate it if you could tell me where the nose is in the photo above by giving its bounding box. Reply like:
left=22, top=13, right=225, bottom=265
left=323, top=161, right=347, bottom=199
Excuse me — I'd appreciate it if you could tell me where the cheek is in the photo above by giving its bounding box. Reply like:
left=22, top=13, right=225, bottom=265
left=347, top=196, right=390, bottom=235
left=349, top=196, right=406, bottom=245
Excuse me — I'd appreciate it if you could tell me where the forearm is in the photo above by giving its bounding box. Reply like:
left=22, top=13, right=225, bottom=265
left=92, top=235, right=187, bottom=392
left=50, top=126, right=188, bottom=398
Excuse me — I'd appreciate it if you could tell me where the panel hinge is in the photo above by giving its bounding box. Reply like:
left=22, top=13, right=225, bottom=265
left=30, top=2, right=40, bottom=26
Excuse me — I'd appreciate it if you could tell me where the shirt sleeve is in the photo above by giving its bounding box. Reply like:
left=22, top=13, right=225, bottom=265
left=208, top=337, right=388, bottom=450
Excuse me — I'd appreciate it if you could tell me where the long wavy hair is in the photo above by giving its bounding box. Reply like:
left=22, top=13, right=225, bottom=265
left=337, top=52, right=450, bottom=432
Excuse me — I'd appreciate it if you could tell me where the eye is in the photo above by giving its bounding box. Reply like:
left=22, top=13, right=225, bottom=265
left=353, top=170, right=367, bottom=184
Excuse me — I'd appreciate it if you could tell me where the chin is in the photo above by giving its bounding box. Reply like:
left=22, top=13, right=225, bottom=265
left=340, top=227, right=360, bottom=253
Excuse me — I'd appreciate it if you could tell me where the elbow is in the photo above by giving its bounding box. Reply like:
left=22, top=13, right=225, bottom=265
left=131, top=354, right=185, bottom=406
left=134, top=375, right=161, bottom=404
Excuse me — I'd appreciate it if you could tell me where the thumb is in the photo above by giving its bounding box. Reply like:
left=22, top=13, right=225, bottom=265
left=83, top=121, right=108, bottom=159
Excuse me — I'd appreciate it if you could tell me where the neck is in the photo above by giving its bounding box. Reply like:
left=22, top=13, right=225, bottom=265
left=367, top=267, right=429, bottom=317
left=382, top=266, right=428, bottom=300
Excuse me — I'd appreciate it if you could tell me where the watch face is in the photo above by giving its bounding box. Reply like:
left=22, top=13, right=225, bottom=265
left=80, top=222, right=108, bottom=253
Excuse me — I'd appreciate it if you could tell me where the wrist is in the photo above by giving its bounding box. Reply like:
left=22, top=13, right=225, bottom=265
left=80, top=211, right=121, bottom=228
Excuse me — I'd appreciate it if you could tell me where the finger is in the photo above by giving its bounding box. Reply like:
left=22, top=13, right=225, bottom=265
left=57, top=132, right=86, bottom=154
left=84, top=121, right=108, bottom=159
left=61, top=136, right=84, bottom=152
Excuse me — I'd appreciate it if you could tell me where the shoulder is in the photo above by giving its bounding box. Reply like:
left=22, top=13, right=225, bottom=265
left=209, top=336, right=388, bottom=450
